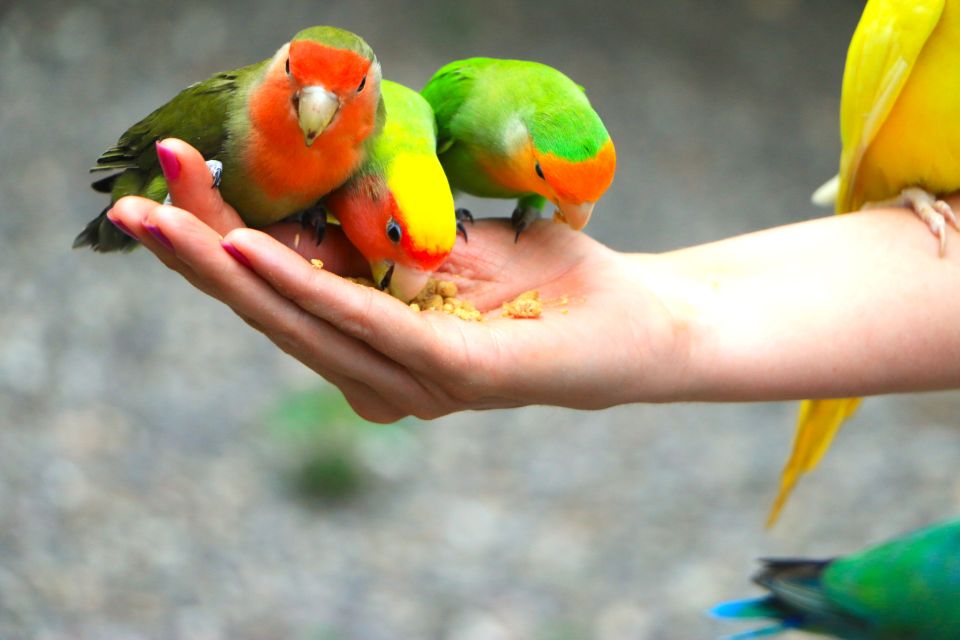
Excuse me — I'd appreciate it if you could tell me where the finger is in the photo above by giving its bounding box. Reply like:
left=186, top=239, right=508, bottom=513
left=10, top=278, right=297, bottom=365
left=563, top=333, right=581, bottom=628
left=156, top=138, right=244, bottom=236
left=146, top=205, right=437, bottom=407
left=263, top=221, right=370, bottom=277
left=222, top=227, right=457, bottom=375
left=108, top=196, right=196, bottom=275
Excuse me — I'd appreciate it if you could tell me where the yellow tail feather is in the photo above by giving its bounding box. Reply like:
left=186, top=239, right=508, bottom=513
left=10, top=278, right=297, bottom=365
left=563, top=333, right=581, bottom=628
left=765, top=397, right=863, bottom=528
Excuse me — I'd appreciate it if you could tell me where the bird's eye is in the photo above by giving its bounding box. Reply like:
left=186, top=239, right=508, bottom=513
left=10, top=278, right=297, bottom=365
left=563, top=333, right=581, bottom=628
left=357, top=75, right=367, bottom=93
left=535, top=161, right=545, bottom=179
left=285, top=58, right=290, bottom=75
left=386, top=218, right=402, bottom=244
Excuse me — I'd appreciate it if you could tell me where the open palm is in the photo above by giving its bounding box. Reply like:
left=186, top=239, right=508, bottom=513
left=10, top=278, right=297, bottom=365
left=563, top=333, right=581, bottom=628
left=108, top=139, right=680, bottom=421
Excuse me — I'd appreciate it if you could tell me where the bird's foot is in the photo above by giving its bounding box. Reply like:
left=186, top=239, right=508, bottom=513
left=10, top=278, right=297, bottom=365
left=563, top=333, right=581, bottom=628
left=455, top=208, right=474, bottom=242
left=162, top=159, right=223, bottom=205
left=206, top=160, right=223, bottom=189
left=297, top=203, right=329, bottom=245
left=901, top=188, right=959, bottom=257
left=510, top=206, right=541, bottom=243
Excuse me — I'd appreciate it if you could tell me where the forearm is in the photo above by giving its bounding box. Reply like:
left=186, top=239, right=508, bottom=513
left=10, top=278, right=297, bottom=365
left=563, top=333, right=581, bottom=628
left=643, top=206, right=960, bottom=401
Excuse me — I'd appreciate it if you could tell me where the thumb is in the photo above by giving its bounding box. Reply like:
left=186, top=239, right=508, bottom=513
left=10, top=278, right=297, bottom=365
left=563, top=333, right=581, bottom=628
left=156, top=138, right=244, bottom=236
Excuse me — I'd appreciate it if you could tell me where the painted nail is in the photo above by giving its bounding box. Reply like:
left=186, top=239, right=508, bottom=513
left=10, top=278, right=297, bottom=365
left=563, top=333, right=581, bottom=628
left=109, top=216, right=137, bottom=240
left=143, top=223, right=174, bottom=251
left=222, top=241, right=252, bottom=268
left=155, top=140, right=181, bottom=182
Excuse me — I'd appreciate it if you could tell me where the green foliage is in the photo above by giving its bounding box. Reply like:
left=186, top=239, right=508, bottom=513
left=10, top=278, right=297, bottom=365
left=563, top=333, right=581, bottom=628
left=266, top=385, right=402, bottom=504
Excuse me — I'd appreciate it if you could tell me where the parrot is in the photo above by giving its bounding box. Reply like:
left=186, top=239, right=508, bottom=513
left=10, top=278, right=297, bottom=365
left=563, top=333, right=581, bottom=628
left=420, top=57, right=616, bottom=241
left=711, top=517, right=960, bottom=639
left=321, top=80, right=457, bottom=301
left=74, top=25, right=384, bottom=252
left=768, top=0, right=960, bottom=527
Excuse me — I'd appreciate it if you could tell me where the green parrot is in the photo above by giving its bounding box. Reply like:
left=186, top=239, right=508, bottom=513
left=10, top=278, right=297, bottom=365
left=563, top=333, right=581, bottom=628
left=421, top=57, right=616, bottom=240
left=322, top=80, right=457, bottom=301
left=711, top=518, right=960, bottom=639
left=75, top=26, right=384, bottom=252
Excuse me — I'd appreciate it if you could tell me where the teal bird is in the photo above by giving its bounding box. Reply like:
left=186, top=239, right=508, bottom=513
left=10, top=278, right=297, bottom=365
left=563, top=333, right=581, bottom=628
left=421, top=57, right=616, bottom=240
left=712, top=518, right=960, bottom=639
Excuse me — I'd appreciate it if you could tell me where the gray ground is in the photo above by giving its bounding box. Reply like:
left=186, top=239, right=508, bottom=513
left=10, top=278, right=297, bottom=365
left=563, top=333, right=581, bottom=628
left=2, top=0, right=959, bottom=638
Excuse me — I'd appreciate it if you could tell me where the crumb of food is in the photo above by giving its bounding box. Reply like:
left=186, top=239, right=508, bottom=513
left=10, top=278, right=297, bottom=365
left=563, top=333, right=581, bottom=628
left=345, top=276, right=376, bottom=287
left=310, top=259, right=324, bottom=270
left=294, top=233, right=302, bottom=250
left=501, top=290, right=543, bottom=319
left=411, top=279, right=483, bottom=321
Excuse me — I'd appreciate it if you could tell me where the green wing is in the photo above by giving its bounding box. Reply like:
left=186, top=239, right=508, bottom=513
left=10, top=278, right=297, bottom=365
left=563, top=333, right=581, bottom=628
left=421, top=58, right=492, bottom=154
left=824, top=520, right=960, bottom=635
left=91, top=62, right=260, bottom=188
left=77, top=62, right=260, bottom=251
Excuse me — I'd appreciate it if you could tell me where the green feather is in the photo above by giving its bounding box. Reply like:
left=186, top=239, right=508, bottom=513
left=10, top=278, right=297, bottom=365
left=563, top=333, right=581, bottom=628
left=421, top=56, right=612, bottom=215
left=714, top=519, right=960, bottom=639
left=76, top=26, right=382, bottom=253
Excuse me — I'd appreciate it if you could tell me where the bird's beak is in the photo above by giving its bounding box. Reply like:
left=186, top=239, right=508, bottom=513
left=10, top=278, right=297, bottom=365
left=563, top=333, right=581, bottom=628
left=553, top=200, right=595, bottom=231
left=371, top=260, right=431, bottom=303
left=297, top=85, right=339, bottom=147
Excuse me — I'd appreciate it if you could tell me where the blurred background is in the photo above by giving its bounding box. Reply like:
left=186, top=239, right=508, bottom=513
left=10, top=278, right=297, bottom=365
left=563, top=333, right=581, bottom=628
left=2, top=0, right=959, bottom=638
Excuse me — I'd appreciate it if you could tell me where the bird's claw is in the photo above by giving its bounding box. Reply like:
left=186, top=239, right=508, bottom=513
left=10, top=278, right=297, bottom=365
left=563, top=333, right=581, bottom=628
left=206, top=160, right=223, bottom=189
left=510, top=206, right=538, bottom=243
left=455, top=208, right=474, bottom=242
left=162, top=159, right=223, bottom=205
left=901, top=188, right=957, bottom=257
left=298, top=204, right=328, bottom=245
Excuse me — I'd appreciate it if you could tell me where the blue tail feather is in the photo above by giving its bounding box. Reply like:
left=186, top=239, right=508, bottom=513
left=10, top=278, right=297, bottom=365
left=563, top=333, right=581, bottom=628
left=710, top=597, right=778, bottom=620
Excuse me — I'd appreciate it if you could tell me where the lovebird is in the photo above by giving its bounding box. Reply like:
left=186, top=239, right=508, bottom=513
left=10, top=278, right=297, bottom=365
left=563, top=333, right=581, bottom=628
left=768, top=0, right=960, bottom=527
left=711, top=518, right=960, bottom=639
left=322, top=80, right=457, bottom=301
left=74, top=26, right=384, bottom=252
left=421, top=57, right=616, bottom=241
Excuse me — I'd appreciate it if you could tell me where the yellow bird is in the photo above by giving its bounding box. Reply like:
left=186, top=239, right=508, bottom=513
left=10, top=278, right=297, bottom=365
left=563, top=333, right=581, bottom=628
left=767, top=0, right=960, bottom=527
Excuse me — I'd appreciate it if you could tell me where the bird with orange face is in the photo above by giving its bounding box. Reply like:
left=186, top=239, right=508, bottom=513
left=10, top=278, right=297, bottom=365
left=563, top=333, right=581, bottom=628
left=323, top=80, right=457, bottom=301
left=421, top=57, right=617, bottom=241
left=75, top=26, right=383, bottom=252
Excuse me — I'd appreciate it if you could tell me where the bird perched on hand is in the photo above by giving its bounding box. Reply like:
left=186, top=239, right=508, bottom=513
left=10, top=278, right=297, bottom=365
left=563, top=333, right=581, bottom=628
left=769, top=0, right=960, bottom=527
left=322, top=80, right=457, bottom=301
left=75, top=25, right=384, bottom=252
left=712, top=518, right=960, bottom=639
left=421, top=57, right=616, bottom=241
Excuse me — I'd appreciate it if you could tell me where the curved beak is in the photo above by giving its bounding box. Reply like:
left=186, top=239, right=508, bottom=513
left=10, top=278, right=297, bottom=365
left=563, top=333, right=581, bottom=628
left=297, top=85, right=339, bottom=147
left=553, top=200, right=595, bottom=231
left=371, top=260, right=431, bottom=303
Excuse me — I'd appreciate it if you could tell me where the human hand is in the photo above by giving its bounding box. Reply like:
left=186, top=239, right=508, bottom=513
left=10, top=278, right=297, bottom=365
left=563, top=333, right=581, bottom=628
left=107, top=139, right=687, bottom=422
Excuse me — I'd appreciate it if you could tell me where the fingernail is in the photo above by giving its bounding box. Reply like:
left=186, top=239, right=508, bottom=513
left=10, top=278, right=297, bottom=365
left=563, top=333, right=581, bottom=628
left=143, top=222, right=174, bottom=250
left=156, top=140, right=181, bottom=182
left=109, top=216, right=137, bottom=240
left=222, top=241, right=252, bottom=268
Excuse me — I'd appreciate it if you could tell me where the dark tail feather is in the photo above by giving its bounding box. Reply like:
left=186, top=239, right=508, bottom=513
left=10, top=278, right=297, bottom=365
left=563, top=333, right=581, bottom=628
left=73, top=207, right=139, bottom=252
left=90, top=173, right=119, bottom=193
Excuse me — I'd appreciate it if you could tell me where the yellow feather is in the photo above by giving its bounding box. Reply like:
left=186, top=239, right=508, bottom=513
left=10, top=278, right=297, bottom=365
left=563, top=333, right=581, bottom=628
left=767, top=398, right=862, bottom=528
left=772, top=0, right=955, bottom=526
left=387, top=153, right=456, bottom=255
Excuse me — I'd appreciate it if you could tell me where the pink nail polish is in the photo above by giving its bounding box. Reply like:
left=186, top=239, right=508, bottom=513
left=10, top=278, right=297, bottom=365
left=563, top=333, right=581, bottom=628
left=222, top=241, right=252, bottom=268
left=155, top=140, right=181, bottom=181
left=143, top=223, right=174, bottom=250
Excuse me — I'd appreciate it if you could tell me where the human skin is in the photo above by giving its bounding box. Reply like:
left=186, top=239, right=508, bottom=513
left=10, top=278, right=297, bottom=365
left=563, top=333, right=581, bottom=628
left=105, top=138, right=960, bottom=423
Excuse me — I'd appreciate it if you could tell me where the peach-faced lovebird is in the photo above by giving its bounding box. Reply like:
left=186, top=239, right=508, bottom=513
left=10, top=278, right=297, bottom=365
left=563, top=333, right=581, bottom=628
left=322, top=80, right=457, bottom=301
left=712, top=518, right=960, bottom=639
left=769, top=0, right=960, bottom=527
left=421, top=57, right=616, bottom=241
left=74, top=26, right=384, bottom=252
